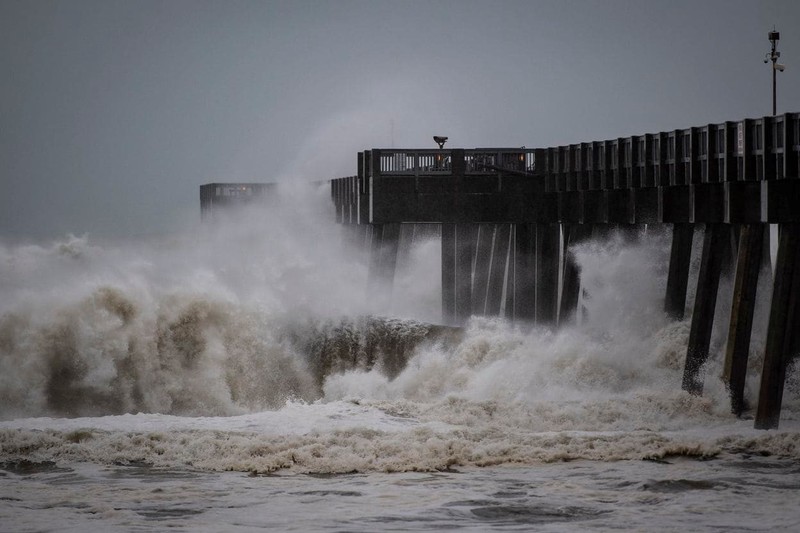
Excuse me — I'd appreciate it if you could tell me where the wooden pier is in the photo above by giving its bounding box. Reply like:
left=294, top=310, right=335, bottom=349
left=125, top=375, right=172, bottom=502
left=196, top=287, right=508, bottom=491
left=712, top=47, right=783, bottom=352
left=330, top=112, right=800, bottom=429
left=200, top=183, right=277, bottom=221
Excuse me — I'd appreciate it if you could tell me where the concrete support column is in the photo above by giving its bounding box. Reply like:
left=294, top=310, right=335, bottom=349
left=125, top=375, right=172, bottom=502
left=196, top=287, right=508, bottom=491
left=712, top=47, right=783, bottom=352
left=342, top=223, right=369, bottom=251
left=441, top=223, right=456, bottom=325
left=755, top=224, right=800, bottom=430
left=723, top=223, right=764, bottom=415
left=486, top=224, right=512, bottom=316
left=396, top=224, right=416, bottom=274
left=455, top=224, right=479, bottom=324
left=682, top=224, right=727, bottom=395
left=616, top=223, right=641, bottom=244
left=367, top=223, right=401, bottom=312
left=536, top=223, right=561, bottom=326
left=511, top=223, right=536, bottom=323
left=559, top=224, right=593, bottom=326
left=471, top=224, right=495, bottom=315
left=665, top=223, right=694, bottom=320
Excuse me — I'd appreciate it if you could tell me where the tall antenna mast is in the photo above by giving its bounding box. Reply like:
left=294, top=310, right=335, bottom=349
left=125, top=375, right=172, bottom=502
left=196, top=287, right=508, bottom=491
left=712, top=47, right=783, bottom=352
left=765, top=27, right=785, bottom=116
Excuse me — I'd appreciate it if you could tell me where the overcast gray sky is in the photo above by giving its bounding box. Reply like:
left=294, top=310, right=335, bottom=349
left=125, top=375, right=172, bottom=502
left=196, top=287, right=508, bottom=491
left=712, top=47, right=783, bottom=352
left=1, top=0, right=798, bottom=240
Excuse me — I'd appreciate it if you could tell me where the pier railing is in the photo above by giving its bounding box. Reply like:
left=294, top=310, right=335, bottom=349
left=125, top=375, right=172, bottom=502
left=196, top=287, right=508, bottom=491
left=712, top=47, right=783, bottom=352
left=539, top=114, right=798, bottom=192
left=378, top=150, right=452, bottom=175
left=374, top=148, right=538, bottom=176
left=331, top=113, right=800, bottom=226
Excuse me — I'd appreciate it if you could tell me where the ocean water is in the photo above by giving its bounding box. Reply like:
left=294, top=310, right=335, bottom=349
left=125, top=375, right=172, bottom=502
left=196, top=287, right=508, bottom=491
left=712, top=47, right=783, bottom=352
left=2, top=188, right=799, bottom=532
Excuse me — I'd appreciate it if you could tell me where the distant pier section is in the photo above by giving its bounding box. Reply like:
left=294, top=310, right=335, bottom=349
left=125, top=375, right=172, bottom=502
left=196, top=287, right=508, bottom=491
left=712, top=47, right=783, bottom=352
left=200, top=182, right=276, bottom=221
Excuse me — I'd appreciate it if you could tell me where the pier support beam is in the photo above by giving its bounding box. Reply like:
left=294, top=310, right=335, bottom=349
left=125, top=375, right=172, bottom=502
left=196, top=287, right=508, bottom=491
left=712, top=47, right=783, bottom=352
left=367, top=223, right=401, bottom=312
left=472, top=224, right=495, bottom=315
left=456, top=224, right=479, bottom=324
left=536, top=224, right=560, bottom=326
left=341, top=223, right=369, bottom=251
left=665, top=223, right=694, bottom=320
left=441, top=223, right=480, bottom=325
left=396, top=224, right=416, bottom=274
left=442, top=223, right=456, bottom=325
left=559, top=224, right=593, bottom=326
left=755, top=224, right=800, bottom=429
left=510, top=223, right=536, bottom=323
left=682, top=224, right=727, bottom=395
left=486, top=224, right=511, bottom=316
left=723, top=223, right=764, bottom=415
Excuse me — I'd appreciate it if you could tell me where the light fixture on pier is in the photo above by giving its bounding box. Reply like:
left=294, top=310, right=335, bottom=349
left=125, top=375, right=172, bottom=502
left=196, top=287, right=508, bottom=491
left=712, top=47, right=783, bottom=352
left=433, top=136, right=448, bottom=149
left=764, top=28, right=785, bottom=116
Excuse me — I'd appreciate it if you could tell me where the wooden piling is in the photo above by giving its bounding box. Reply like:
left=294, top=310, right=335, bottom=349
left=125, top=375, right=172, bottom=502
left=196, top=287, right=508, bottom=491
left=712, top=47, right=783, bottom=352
left=723, top=223, right=764, bottom=415
left=755, top=224, right=800, bottom=430
left=682, top=223, right=727, bottom=395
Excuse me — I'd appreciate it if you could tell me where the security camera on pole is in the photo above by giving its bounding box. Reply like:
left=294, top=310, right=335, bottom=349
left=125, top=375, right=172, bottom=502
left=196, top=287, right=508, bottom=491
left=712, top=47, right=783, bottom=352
left=764, top=28, right=785, bottom=116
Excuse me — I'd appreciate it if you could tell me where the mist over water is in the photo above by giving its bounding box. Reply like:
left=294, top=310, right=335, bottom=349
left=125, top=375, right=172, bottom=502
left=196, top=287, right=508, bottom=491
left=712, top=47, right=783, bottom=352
left=0, top=184, right=450, bottom=420
left=1, top=185, right=799, bottom=478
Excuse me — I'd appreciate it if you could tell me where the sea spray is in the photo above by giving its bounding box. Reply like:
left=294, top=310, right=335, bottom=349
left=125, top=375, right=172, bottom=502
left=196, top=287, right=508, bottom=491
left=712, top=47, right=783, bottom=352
left=0, top=188, right=444, bottom=419
left=0, top=290, right=455, bottom=418
left=1, top=192, right=799, bottom=475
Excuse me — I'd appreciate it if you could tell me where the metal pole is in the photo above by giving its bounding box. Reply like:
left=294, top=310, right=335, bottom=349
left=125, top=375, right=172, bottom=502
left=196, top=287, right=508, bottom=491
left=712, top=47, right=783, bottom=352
left=766, top=29, right=781, bottom=116
left=773, top=58, right=777, bottom=116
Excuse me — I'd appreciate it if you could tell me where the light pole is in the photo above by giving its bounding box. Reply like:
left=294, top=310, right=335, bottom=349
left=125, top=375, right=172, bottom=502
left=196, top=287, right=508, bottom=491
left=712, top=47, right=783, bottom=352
left=765, top=28, right=785, bottom=116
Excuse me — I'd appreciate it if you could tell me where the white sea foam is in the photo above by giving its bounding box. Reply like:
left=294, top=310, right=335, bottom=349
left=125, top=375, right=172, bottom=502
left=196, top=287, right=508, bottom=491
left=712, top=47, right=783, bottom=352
left=1, top=190, right=799, bottom=475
